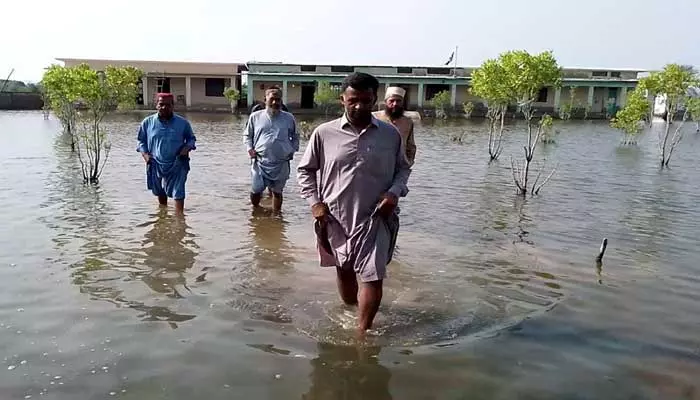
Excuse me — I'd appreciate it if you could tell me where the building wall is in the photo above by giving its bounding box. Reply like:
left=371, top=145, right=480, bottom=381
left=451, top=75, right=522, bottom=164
left=286, top=83, right=303, bottom=106
left=560, top=86, right=591, bottom=107
left=593, top=87, right=608, bottom=112
left=190, top=78, right=231, bottom=106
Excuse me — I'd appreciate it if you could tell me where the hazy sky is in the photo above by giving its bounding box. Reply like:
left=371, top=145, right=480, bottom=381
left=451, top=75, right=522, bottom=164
left=2, top=0, right=698, bottom=82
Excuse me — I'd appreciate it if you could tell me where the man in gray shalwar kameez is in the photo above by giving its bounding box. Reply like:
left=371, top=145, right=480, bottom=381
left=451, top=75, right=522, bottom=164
left=297, top=72, right=411, bottom=334
left=244, top=86, right=299, bottom=213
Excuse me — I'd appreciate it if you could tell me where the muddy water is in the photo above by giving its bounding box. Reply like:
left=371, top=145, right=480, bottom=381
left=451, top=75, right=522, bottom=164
left=1, top=110, right=699, bottom=399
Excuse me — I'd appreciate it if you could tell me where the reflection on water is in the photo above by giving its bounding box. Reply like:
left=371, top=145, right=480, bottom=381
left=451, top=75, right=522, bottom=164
left=140, top=210, right=197, bottom=298
left=2, top=111, right=700, bottom=399
left=302, top=343, right=392, bottom=400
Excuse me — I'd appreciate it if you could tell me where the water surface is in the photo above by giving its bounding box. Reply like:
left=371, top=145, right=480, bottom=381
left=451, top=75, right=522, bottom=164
left=1, top=111, right=699, bottom=399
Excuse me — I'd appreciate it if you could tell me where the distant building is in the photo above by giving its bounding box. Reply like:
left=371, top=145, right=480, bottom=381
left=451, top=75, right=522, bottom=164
left=56, top=58, right=246, bottom=111
left=55, top=58, right=647, bottom=115
left=245, top=62, right=645, bottom=114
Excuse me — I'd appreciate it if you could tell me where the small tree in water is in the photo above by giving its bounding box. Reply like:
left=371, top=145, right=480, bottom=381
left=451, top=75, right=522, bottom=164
left=611, top=88, right=648, bottom=145
left=42, top=63, right=142, bottom=184
left=497, top=50, right=561, bottom=195
left=429, top=90, right=451, bottom=119
left=42, top=65, right=79, bottom=150
left=471, top=58, right=512, bottom=161
left=223, top=87, right=240, bottom=114
left=314, top=81, right=339, bottom=116
left=614, top=64, right=699, bottom=166
left=462, top=101, right=475, bottom=119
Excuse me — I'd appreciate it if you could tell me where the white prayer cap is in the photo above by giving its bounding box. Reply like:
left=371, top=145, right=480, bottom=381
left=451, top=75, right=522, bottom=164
left=385, top=86, right=406, bottom=100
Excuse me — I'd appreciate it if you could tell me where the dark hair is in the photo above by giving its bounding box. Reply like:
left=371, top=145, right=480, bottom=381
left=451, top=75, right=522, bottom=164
left=341, top=72, right=379, bottom=94
left=265, top=86, right=282, bottom=96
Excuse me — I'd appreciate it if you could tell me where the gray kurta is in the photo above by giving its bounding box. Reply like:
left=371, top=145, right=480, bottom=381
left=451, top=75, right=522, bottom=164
left=296, top=114, right=411, bottom=282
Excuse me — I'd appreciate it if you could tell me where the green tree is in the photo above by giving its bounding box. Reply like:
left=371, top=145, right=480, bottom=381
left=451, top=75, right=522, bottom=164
left=223, top=86, right=240, bottom=114
left=462, top=101, right=475, bottom=119
left=42, top=65, right=80, bottom=150
left=686, top=95, right=700, bottom=132
left=42, top=63, right=142, bottom=183
left=611, top=88, right=648, bottom=145
left=614, top=64, right=699, bottom=166
left=314, top=81, right=339, bottom=115
left=429, top=90, right=451, bottom=119
left=471, top=58, right=512, bottom=161
left=488, top=50, right=561, bottom=195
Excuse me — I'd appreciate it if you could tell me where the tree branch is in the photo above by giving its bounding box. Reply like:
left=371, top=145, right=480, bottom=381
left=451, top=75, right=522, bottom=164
left=533, top=163, right=558, bottom=195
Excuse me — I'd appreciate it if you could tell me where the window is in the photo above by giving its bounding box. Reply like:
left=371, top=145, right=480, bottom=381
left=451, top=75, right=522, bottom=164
left=536, top=88, right=548, bottom=103
left=592, top=71, right=608, bottom=77
left=331, top=65, right=354, bottom=73
left=397, top=67, right=413, bottom=74
left=611, top=71, right=621, bottom=78
left=427, top=67, right=451, bottom=75
left=205, top=78, right=226, bottom=97
left=301, top=65, right=317, bottom=72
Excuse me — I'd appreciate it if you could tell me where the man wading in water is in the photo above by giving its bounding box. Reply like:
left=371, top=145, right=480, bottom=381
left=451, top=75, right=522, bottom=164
left=373, top=86, right=417, bottom=167
left=244, top=87, right=299, bottom=214
left=137, top=93, right=197, bottom=215
left=297, top=72, right=411, bottom=335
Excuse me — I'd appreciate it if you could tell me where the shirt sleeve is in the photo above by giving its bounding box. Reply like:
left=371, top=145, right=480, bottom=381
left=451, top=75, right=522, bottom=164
left=137, top=119, right=149, bottom=153
left=244, top=114, right=255, bottom=152
left=296, top=127, right=322, bottom=206
left=290, top=115, right=300, bottom=152
left=405, top=120, right=417, bottom=167
left=184, top=120, right=197, bottom=150
left=388, top=130, right=411, bottom=199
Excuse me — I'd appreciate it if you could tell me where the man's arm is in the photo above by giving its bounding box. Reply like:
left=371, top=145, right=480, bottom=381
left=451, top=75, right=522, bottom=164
left=405, top=120, right=417, bottom=167
left=244, top=114, right=257, bottom=158
left=137, top=119, right=149, bottom=153
left=137, top=119, right=150, bottom=163
left=387, top=130, right=411, bottom=199
left=183, top=120, right=197, bottom=151
left=296, top=128, right=322, bottom=206
left=290, top=115, right=300, bottom=153
left=244, top=114, right=255, bottom=152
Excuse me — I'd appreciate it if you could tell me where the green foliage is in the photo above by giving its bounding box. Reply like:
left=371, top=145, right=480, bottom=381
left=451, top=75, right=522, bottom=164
left=314, top=81, right=339, bottom=115
left=498, top=50, right=562, bottom=108
left=223, top=87, right=240, bottom=102
left=462, top=101, right=475, bottom=118
left=42, top=63, right=142, bottom=183
left=611, top=88, right=648, bottom=142
left=471, top=59, right=511, bottom=109
left=429, top=90, right=451, bottom=118
left=540, top=114, right=555, bottom=144
left=687, top=97, right=700, bottom=122
left=558, top=102, right=572, bottom=120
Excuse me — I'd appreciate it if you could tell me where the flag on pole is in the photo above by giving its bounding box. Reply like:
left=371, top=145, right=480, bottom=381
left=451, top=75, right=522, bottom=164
left=444, top=51, right=454, bottom=66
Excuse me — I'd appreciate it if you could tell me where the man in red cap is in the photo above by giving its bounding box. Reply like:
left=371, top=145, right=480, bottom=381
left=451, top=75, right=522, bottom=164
left=137, top=93, right=197, bottom=214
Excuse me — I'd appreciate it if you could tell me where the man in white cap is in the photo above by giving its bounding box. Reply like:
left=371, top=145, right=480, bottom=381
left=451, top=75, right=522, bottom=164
left=373, top=86, right=416, bottom=166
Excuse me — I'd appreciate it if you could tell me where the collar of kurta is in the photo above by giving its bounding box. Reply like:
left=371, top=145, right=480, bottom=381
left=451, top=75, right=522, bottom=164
left=340, top=114, right=380, bottom=132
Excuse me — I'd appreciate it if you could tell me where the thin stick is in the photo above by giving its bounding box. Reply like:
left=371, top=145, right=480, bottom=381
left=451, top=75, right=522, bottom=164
left=595, top=238, right=608, bottom=263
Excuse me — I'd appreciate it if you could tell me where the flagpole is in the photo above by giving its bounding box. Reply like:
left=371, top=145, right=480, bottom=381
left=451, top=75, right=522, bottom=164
left=453, top=46, right=458, bottom=76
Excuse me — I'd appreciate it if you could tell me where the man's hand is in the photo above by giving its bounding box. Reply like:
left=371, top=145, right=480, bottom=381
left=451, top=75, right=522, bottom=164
left=179, top=147, right=191, bottom=157
left=311, top=202, right=329, bottom=222
left=141, top=152, right=151, bottom=164
left=248, top=149, right=257, bottom=158
left=377, top=192, right=398, bottom=217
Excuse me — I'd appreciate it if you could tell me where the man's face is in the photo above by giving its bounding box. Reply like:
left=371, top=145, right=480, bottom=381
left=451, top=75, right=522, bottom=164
left=265, top=90, right=283, bottom=114
left=385, top=95, right=405, bottom=118
left=341, top=86, right=376, bottom=123
left=156, top=96, right=174, bottom=119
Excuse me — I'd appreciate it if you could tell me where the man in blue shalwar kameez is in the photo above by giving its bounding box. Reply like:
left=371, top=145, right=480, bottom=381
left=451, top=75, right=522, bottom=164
left=137, top=93, right=197, bottom=214
left=244, top=86, right=299, bottom=213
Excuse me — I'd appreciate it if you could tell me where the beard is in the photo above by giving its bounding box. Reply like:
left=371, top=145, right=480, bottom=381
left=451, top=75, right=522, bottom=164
left=387, top=106, right=404, bottom=119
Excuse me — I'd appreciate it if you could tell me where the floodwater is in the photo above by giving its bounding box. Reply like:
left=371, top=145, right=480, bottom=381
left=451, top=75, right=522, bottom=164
left=1, top=110, right=700, bottom=400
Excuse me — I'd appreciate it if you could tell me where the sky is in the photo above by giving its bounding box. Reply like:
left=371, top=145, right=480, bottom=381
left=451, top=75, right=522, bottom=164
left=2, top=0, right=698, bottom=82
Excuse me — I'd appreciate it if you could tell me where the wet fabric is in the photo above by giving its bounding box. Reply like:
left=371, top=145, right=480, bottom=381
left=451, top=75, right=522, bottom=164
left=297, top=114, right=411, bottom=282
left=137, top=113, right=196, bottom=199
left=244, top=109, right=299, bottom=194
left=146, top=155, right=190, bottom=200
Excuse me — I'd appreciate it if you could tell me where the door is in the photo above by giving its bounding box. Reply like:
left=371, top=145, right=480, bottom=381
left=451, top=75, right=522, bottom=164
left=301, top=83, right=315, bottom=109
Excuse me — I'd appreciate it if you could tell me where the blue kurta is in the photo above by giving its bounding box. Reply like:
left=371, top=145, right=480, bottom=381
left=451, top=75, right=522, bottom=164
left=137, top=113, right=196, bottom=200
left=244, top=110, right=299, bottom=194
